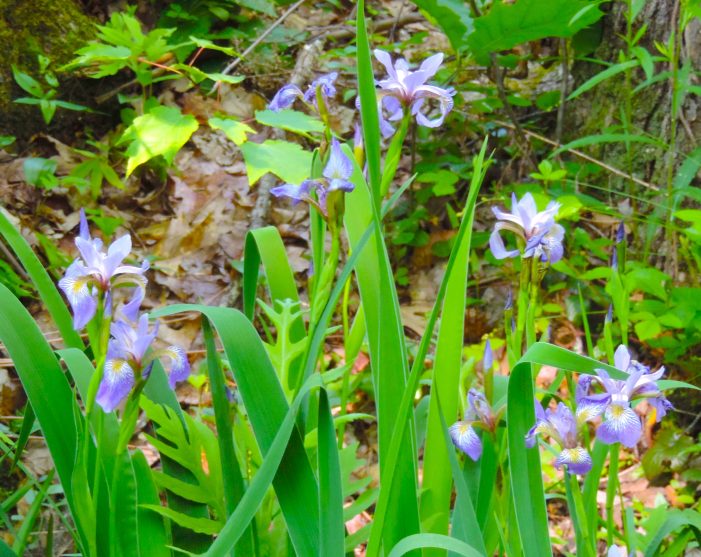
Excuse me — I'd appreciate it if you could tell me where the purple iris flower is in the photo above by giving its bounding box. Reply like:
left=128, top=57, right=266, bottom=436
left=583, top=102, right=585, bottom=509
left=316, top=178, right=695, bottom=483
left=489, top=192, right=564, bottom=264
left=577, top=345, right=673, bottom=448
left=526, top=401, right=593, bottom=475
left=372, top=50, right=455, bottom=131
left=58, top=210, right=148, bottom=330
left=268, top=72, right=338, bottom=111
left=96, top=313, right=190, bottom=412
left=449, top=390, right=496, bottom=461
left=271, top=138, right=354, bottom=212
left=483, top=339, right=493, bottom=371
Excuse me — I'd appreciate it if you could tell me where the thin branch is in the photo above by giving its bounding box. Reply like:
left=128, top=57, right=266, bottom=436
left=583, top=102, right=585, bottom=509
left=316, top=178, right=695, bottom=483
left=213, top=0, right=307, bottom=90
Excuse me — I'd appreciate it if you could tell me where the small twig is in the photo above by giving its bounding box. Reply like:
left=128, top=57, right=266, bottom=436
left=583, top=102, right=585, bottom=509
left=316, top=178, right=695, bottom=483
left=214, top=0, right=307, bottom=91
left=493, top=120, right=661, bottom=192
left=312, top=13, right=424, bottom=42
left=389, top=0, right=409, bottom=43
left=490, top=53, right=538, bottom=170
left=555, top=38, right=569, bottom=149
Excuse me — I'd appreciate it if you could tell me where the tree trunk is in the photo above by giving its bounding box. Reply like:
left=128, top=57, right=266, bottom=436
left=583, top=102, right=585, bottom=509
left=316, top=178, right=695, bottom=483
left=0, top=0, right=97, bottom=139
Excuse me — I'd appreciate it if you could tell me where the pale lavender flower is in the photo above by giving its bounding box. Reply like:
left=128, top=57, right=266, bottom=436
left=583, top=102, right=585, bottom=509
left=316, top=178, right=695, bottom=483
left=449, top=390, right=496, bottom=461
left=58, top=210, right=148, bottom=330
left=576, top=345, right=673, bottom=448
left=608, top=545, right=627, bottom=557
left=96, top=313, right=190, bottom=412
left=271, top=138, right=354, bottom=213
left=373, top=50, right=455, bottom=130
left=489, top=192, right=564, bottom=264
left=483, top=339, right=493, bottom=371
left=268, top=72, right=338, bottom=111
left=526, top=401, right=593, bottom=475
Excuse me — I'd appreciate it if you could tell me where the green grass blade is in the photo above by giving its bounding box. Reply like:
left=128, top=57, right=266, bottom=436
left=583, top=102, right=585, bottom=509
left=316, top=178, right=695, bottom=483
left=356, top=0, right=382, bottom=207
left=420, top=150, right=484, bottom=543
left=132, top=450, right=171, bottom=557
left=643, top=509, right=701, bottom=556
left=152, top=304, right=320, bottom=556
left=344, top=150, right=421, bottom=552
left=243, top=227, right=303, bottom=340
left=0, top=208, right=83, bottom=349
left=12, top=469, right=54, bottom=555
left=202, top=317, right=252, bottom=556
left=11, top=402, right=35, bottom=469
left=364, top=140, right=489, bottom=557
left=317, top=389, right=345, bottom=557
left=0, top=284, right=85, bottom=534
left=387, top=534, right=484, bottom=557
left=567, top=60, right=639, bottom=100
left=203, top=374, right=324, bottom=557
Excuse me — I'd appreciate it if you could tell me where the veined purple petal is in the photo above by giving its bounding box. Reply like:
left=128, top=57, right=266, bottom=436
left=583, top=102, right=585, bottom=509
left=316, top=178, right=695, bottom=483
left=597, top=404, right=642, bottom=447
left=449, top=421, right=483, bottom=461
left=270, top=180, right=316, bottom=203
left=75, top=236, right=103, bottom=275
left=647, top=395, right=674, bottom=422
left=102, top=235, right=132, bottom=278
left=489, top=229, right=520, bottom=260
left=160, top=346, right=190, bottom=388
left=412, top=85, right=455, bottom=128
left=268, top=84, right=303, bottom=111
left=323, top=139, right=353, bottom=182
left=132, top=313, right=157, bottom=362
left=328, top=178, right=354, bottom=193
left=467, top=389, right=493, bottom=425
left=58, top=261, right=98, bottom=330
left=549, top=403, right=577, bottom=447
left=419, top=52, right=444, bottom=78
left=96, top=358, right=135, bottom=412
left=555, top=447, right=592, bottom=475
left=374, top=49, right=397, bottom=81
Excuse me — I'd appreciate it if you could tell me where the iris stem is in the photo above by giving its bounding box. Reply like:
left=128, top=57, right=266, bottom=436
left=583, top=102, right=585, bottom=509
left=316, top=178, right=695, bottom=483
left=565, top=472, right=595, bottom=557
left=514, top=259, right=531, bottom=359
left=606, top=443, right=621, bottom=546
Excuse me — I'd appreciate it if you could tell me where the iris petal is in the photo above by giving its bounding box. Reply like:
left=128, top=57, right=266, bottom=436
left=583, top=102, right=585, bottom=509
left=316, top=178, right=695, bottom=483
left=96, top=358, right=135, bottom=412
left=449, top=421, right=483, bottom=461
left=597, top=404, right=642, bottom=447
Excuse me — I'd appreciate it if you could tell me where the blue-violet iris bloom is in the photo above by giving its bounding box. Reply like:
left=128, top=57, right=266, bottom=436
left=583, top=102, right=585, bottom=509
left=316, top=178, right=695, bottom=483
left=271, top=138, right=354, bottom=212
left=449, top=390, right=496, bottom=461
left=373, top=49, right=455, bottom=132
left=526, top=401, right=594, bottom=475
left=576, top=345, right=672, bottom=448
left=96, top=314, right=190, bottom=412
left=58, top=210, right=148, bottom=330
left=268, top=72, right=338, bottom=111
left=489, top=192, right=564, bottom=264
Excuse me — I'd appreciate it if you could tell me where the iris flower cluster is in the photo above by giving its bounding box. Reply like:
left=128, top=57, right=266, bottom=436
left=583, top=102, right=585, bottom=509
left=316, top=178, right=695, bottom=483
left=577, top=345, right=673, bottom=448
left=268, top=72, right=338, bottom=112
left=270, top=138, right=354, bottom=213
left=370, top=50, right=456, bottom=136
left=450, top=345, right=672, bottom=475
left=489, top=192, right=565, bottom=264
left=59, top=211, right=190, bottom=413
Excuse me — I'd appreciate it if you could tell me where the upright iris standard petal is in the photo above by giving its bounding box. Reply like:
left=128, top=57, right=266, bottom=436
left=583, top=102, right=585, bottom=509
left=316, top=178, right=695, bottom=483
left=449, top=421, right=483, bottom=461
left=323, top=138, right=354, bottom=192
left=482, top=339, right=493, bottom=371
left=96, top=357, right=135, bottom=412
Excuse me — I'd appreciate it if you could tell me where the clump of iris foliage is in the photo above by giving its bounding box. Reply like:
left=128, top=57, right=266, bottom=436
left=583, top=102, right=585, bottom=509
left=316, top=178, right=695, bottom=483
left=1, top=3, right=700, bottom=557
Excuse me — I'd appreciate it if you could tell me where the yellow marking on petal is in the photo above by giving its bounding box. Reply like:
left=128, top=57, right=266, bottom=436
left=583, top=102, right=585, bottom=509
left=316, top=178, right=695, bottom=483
left=610, top=405, right=626, bottom=418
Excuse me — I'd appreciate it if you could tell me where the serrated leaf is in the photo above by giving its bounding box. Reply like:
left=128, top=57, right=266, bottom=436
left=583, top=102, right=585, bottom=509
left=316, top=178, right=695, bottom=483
left=240, top=140, right=313, bottom=186
left=468, top=0, right=604, bottom=64
left=255, top=109, right=325, bottom=135
left=140, top=505, right=223, bottom=535
left=208, top=116, right=255, bottom=146
left=121, top=106, right=199, bottom=176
